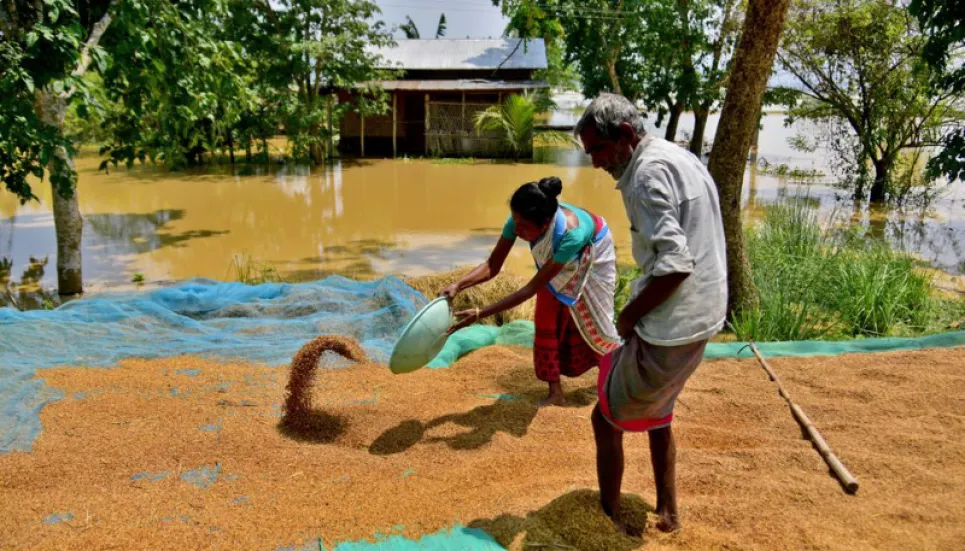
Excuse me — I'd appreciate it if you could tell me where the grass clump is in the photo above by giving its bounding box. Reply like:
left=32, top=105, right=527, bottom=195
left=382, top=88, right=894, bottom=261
left=730, top=200, right=958, bottom=341
left=229, top=254, right=284, bottom=285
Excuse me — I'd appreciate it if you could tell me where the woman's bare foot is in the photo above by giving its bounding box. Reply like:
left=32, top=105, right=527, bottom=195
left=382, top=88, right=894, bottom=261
left=537, top=382, right=565, bottom=407
left=654, top=507, right=680, bottom=533
left=536, top=393, right=565, bottom=407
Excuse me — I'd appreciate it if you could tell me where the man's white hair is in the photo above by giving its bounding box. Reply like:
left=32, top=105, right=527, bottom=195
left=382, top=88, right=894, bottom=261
left=574, top=93, right=647, bottom=141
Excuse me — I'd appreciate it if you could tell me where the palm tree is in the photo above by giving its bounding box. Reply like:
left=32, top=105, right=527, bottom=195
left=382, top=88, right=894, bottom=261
left=474, top=91, right=576, bottom=159
left=435, top=14, right=447, bottom=38
left=400, top=16, right=420, bottom=39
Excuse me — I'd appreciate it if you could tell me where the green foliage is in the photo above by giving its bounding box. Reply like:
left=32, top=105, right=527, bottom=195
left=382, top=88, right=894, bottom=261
left=777, top=0, right=959, bottom=201
left=430, top=157, right=477, bottom=165
left=97, top=0, right=255, bottom=170
left=495, top=0, right=741, bottom=144
left=473, top=91, right=576, bottom=158
left=64, top=73, right=117, bottom=146
left=400, top=15, right=420, bottom=39
left=614, top=264, right=641, bottom=318
left=88, top=0, right=392, bottom=169
left=252, top=0, right=394, bottom=164
left=0, top=0, right=98, bottom=202
left=730, top=200, right=954, bottom=341
left=436, top=13, right=447, bottom=39
left=494, top=0, right=579, bottom=90
left=758, top=162, right=825, bottom=181
left=909, top=0, right=965, bottom=183
left=475, top=93, right=538, bottom=158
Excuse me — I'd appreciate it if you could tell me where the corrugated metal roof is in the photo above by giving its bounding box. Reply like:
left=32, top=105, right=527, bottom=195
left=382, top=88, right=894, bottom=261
left=371, top=79, right=549, bottom=91
left=372, top=39, right=548, bottom=71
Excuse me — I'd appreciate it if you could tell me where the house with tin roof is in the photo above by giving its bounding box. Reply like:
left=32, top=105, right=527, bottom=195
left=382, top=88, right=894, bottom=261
left=337, top=38, right=549, bottom=158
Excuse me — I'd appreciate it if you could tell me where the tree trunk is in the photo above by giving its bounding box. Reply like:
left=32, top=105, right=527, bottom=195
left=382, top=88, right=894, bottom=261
left=309, top=122, right=323, bottom=164
left=228, top=130, right=236, bottom=165
left=606, top=57, right=623, bottom=96
left=750, top=118, right=761, bottom=165
left=36, top=90, right=83, bottom=296
left=707, top=0, right=791, bottom=319
left=51, top=158, right=83, bottom=296
left=246, top=139, right=252, bottom=163
left=870, top=158, right=889, bottom=203
left=327, top=95, right=335, bottom=160
left=690, top=104, right=710, bottom=155
left=665, top=99, right=684, bottom=142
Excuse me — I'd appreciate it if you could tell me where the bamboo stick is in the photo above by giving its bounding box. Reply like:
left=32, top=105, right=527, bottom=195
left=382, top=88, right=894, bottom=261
left=748, top=342, right=860, bottom=495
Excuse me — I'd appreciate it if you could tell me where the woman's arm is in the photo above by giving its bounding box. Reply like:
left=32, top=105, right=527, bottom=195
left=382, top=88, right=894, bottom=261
left=440, top=236, right=514, bottom=300
left=449, top=258, right=566, bottom=333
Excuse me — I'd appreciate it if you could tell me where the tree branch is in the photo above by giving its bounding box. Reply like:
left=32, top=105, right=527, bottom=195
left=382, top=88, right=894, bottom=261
left=254, top=0, right=282, bottom=34
left=72, top=0, right=117, bottom=78
left=1, top=1, right=18, bottom=34
left=491, top=36, right=525, bottom=77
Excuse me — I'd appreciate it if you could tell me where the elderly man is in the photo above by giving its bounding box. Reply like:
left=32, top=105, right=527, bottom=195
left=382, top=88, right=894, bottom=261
left=575, top=93, right=727, bottom=532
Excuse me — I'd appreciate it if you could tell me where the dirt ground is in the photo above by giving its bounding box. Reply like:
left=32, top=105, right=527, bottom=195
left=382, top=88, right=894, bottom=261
left=1, top=345, right=963, bottom=551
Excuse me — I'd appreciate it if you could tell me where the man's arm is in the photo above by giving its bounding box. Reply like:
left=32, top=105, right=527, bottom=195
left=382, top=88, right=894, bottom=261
left=617, top=165, right=696, bottom=338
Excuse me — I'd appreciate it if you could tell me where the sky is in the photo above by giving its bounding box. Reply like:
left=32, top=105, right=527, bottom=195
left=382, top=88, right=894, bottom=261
left=372, top=0, right=509, bottom=39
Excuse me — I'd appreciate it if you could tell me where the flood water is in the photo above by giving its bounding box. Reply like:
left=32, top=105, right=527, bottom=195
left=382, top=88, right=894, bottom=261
left=2, top=113, right=963, bottom=304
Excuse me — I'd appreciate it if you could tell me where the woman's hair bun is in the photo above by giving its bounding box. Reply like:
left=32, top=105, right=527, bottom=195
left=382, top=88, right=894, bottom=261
left=537, top=176, right=562, bottom=198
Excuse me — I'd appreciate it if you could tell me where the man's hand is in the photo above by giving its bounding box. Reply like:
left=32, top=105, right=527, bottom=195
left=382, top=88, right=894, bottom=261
left=616, top=308, right=637, bottom=340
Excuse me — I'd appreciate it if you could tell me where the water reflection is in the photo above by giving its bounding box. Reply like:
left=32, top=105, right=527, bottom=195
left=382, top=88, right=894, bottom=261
left=0, top=255, right=60, bottom=310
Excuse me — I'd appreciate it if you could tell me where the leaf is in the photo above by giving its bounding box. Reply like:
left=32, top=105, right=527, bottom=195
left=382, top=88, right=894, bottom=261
left=25, top=32, right=39, bottom=48
left=23, top=75, right=35, bottom=94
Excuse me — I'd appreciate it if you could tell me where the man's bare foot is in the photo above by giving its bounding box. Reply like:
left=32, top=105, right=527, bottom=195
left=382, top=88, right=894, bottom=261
left=611, top=514, right=630, bottom=535
left=600, top=501, right=629, bottom=534
left=654, top=508, right=680, bottom=533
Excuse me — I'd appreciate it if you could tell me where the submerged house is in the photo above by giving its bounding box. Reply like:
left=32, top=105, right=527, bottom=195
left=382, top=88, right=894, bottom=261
left=337, top=38, right=549, bottom=158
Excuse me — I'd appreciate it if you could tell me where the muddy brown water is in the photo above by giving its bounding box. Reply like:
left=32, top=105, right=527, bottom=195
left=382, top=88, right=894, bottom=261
left=1, top=114, right=963, bottom=303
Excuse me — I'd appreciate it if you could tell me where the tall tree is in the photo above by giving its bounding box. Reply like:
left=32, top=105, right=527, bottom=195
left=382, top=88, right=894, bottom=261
left=107, top=0, right=394, bottom=166
left=777, top=0, right=958, bottom=202
left=494, top=0, right=578, bottom=90
left=679, top=0, right=742, bottom=155
left=909, top=0, right=965, bottom=183
left=559, top=0, right=646, bottom=100
left=494, top=0, right=741, bottom=146
left=1, top=0, right=116, bottom=296
left=276, top=0, right=394, bottom=164
left=99, top=0, right=252, bottom=170
left=707, top=0, right=791, bottom=319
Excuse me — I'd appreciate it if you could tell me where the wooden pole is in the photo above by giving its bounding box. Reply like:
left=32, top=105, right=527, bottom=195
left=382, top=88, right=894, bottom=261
left=424, top=93, right=430, bottom=155
left=360, top=114, right=365, bottom=157
left=748, top=342, right=860, bottom=495
left=392, top=93, right=398, bottom=158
